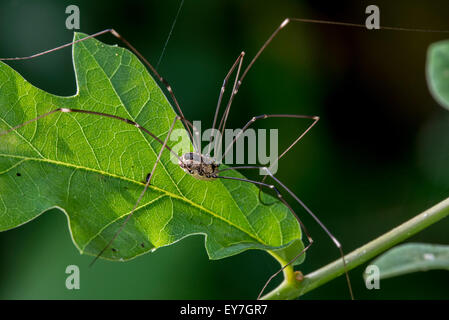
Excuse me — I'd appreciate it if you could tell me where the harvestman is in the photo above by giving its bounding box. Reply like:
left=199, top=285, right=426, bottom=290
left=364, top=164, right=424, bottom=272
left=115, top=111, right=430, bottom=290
left=8, top=17, right=442, bottom=300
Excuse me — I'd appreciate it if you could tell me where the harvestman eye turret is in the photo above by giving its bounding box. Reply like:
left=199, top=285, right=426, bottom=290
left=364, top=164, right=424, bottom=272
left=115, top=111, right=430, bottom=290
left=9, top=16, right=448, bottom=300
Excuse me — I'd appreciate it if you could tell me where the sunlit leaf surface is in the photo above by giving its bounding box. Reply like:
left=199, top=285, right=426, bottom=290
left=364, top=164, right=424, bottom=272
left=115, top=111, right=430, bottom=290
left=0, top=33, right=303, bottom=265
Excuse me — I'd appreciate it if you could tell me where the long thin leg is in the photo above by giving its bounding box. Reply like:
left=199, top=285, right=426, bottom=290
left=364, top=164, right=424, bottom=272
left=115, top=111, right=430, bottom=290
left=207, top=52, right=245, bottom=156
left=206, top=19, right=291, bottom=138
left=236, top=19, right=290, bottom=91
left=216, top=53, right=245, bottom=137
left=214, top=53, right=245, bottom=157
left=216, top=113, right=318, bottom=204
left=219, top=114, right=319, bottom=164
left=217, top=165, right=354, bottom=300
left=89, top=115, right=181, bottom=266
left=211, top=19, right=320, bottom=161
left=239, top=18, right=449, bottom=88
left=212, top=18, right=449, bottom=138
left=258, top=114, right=319, bottom=204
left=219, top=113, right=319, bottom=203
left=216, top=174, right=313, bottom=299
left=0, top=28, right=196, bottom=152
left=0, top=107, right=182, bottom=161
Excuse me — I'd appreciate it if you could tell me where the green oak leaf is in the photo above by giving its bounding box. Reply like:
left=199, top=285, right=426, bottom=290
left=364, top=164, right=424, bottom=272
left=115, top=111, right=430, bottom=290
left=0, top=33, right=304, bottom=266
left=366, top=243, right=449, bottom=280
left=427, top=39, right=449, bottom=110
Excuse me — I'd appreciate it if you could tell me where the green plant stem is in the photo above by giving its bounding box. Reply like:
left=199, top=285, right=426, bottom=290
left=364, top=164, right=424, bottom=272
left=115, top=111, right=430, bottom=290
left=263, top=251, right=301, bottom=300
left=261, top=196, right=449, bottom=300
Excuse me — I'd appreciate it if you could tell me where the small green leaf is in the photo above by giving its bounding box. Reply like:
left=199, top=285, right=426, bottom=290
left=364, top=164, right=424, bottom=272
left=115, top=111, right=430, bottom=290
left=0, top=33, right=303, bottom=265
left=367, top=243, right=449, bottom=280
left=427, top=40, right=449, bottom=110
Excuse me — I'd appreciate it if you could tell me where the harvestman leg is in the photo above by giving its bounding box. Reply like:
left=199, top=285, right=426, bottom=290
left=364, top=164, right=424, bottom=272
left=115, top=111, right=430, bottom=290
left=0, top=108, right=182, bottom=160
left=215, top=52, right=245, bottom=143
left=208, top=18, right=293, bottom=146
left=207, top=51, right=245, bottom=156
left=89, top=115, right=182, bottom=265
left=209, top=17, right=449, bottom=163
left=0, top=108, right=186, bottom=264
left=208, top=19, right=318, bottom=164
left=218, top=166, right=354, bottom=300
left=216, top=174, right=312, bottom=300
left=0, top=29, right=200, bottom=153
left=218, top=114, right=319, bottom=204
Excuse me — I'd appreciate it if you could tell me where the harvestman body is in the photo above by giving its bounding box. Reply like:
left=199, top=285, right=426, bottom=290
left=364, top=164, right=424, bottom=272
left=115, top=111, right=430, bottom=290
left=179, top=153, right=219, bottom=180
left=0, top=18, right=361, bottom=300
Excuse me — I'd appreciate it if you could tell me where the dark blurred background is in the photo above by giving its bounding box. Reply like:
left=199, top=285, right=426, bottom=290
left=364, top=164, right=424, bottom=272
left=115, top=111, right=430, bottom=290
left=0, top=0, right=448, bottom=299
